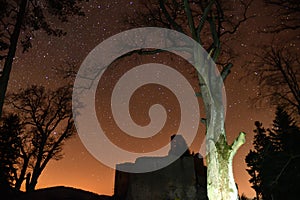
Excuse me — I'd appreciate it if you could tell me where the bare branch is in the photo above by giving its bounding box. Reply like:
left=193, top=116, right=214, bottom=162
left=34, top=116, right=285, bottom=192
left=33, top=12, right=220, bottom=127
left=159, top=0, right=184, bottom=32
left=220, top=63, right=233, bottom=81
left=264, top=0, right=300, bottom=33
left=221, top=0, right=254, bottom=36
left=231, top=132, right=246, bottom=157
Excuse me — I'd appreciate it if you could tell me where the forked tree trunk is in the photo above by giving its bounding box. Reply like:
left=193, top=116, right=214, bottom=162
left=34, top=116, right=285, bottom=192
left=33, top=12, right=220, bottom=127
left=194, top=47, right=245, bottom=199
left=206, top=133, right=245, bottom=200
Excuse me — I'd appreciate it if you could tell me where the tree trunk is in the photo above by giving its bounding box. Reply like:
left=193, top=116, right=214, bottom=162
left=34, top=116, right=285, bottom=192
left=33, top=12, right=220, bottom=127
left=14, top=157, right=29, bottom=191
left=26, top=169, right=40, bottom=192
left=25, top=172, right=31, bottom=192
left=193, top=39, right=245, bottom=199
left=206, top=133, right=245, bottom=200
left=26, top=146, right=45, bottom=192
left=0, top=0, right=28, bottom=117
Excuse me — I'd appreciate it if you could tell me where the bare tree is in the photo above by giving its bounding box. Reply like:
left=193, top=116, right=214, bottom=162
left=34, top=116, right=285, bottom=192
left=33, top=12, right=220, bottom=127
left=6, top=85, right=74, bottom=192
left=253, top=46, right=300, bottom=120
left=0, top=0, right=88, bottom=117
left=127, top=0, right=252, bottom=199
left=264, top=0, right=300, bottom=33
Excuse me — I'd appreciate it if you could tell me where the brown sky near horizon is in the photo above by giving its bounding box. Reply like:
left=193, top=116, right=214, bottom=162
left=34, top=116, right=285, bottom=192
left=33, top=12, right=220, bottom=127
left=5, top=0, right=299, bottom=198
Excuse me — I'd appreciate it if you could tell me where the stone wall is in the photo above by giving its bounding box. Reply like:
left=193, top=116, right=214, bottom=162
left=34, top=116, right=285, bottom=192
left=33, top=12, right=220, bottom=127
left=114, top=154, right=207, bottom=200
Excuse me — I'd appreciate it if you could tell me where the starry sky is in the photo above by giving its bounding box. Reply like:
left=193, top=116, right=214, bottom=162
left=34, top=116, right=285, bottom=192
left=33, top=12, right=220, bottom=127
left=4, top=0, right=298, bottom=198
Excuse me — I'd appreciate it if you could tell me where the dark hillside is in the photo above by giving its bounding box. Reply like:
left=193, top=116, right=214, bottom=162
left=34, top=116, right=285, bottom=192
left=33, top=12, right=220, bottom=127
left=8, top=186, right=112, bottom=200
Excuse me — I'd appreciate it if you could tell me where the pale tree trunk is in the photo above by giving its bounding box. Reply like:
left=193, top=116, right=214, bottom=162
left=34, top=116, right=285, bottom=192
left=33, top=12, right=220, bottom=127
left=200, top=74, right=246, bottom=200
left=203, top=99, right=246, bottom=200
left=206, top=133, right=245, bottom=200
left=194, top=46, right=245, bottom=200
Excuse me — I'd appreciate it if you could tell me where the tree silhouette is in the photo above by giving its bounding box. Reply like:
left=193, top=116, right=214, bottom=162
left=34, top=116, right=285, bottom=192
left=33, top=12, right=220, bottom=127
left=268, top=106, right=300, bottom=151
left=246, top=107, right=300, bottom=200
left=0, top=0, right=88, bottom=118
left=249, top=0, right=300, bottom=121
left=264, top=0, right=300, bottom=33
left=239, top=193, right=249, bottom=200
left=253, top=46, right=300, bottom=120
left=0, top=114, right=23, bottom=193
left=129, top=1, right=252, bottom=199
left=262, top=107, right=300, bottom=199
left=4, top=84, right=74, bottom=192
left=245, top=121, right=272, bottom=200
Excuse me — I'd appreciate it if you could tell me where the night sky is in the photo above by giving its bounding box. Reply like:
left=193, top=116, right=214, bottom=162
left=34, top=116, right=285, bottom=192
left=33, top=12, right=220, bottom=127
left=4, top=0, right=298, bottom=198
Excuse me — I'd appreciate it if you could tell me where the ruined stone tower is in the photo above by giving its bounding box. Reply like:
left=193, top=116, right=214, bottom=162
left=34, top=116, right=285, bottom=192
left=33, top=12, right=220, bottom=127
left=113, top=135, right=208, bottom=200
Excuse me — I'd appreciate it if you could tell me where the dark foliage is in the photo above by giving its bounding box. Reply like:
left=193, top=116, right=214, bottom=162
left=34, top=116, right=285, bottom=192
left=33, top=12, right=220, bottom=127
left=0, top=114, right=22, bottom=191
left=246, top=106, right=300, bottom=200
left=245, top=121, right=272, bottom=200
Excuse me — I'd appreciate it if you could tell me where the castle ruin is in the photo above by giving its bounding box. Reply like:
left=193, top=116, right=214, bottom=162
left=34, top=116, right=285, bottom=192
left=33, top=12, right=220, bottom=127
left=113, top=135, right=208, bottom=200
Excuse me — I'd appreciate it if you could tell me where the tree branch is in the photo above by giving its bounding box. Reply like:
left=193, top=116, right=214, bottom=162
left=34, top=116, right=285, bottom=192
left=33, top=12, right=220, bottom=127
left=221, top=0, right=254, bottom=36
left=230, top=132, right=246, bottom=157
left=196, top=0, right=215, bottom=41
left=221, top=63, right=233, bottom=81
left=159, top=0, right=184, bottom=33
left=183, top=0, right=197, bottom=40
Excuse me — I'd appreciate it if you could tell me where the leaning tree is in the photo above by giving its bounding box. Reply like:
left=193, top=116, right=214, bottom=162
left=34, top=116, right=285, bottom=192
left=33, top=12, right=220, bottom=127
left=0, top=0, right=88, bottom=117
